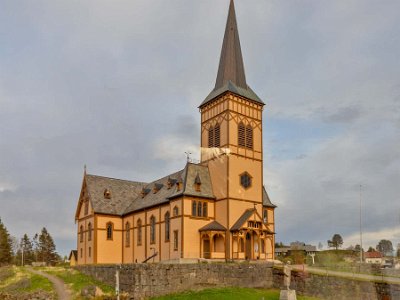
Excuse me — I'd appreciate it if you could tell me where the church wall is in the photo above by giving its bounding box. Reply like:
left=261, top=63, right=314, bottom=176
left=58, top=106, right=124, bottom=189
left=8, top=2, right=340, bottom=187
left=133, top=211, right=146, bottom=263
left=146, top=207, right=160, bottom=263
left=159, top=205, right=171, bottom=261
left=182, top=197, right=215, bottom=258
left=77, top=215, right=94, bottom=265
left=169, top=198, right=183, bottom=260
left=96, top=215, right=123, bottom=264
left=214, top=200, right=228, bottom=228
left=206, top=156, right=228, bottom=199
left=228, top=156, right=263, bottom=202
left=122, top=215, right=134, bottom=263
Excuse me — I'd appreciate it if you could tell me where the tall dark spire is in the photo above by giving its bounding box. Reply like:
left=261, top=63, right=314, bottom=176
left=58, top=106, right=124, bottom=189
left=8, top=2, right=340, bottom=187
left=200, top=0, right=264, bottom=108
left=215, top=0, right=247, bottom=90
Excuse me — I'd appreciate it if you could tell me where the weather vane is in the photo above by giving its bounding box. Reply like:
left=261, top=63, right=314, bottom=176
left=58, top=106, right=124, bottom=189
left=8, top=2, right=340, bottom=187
left=185, top=151, right=192, bottom=163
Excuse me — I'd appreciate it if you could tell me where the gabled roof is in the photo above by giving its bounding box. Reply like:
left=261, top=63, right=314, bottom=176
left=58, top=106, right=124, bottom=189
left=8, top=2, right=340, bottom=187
left=230, top=208, right=256, bottom=231
left=78, top=163, right=216, bottom=217
left=365, top=251, right=383, bottom=259
left=199, top=221, right=227, bottom=232
left=263, top=186, right=277, bottom=208
left=69, top=250, right=77, bottom=261
left=84, top=174, right=146, bottom=216
left=123, top=170, right=183, bottom=214
left=230, top=208, right=274, bottom=234
left=200, top=0, right=264, bottom=108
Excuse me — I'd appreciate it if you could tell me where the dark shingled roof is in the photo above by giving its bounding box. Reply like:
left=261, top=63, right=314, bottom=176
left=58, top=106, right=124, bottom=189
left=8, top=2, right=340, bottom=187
left=199, top=0, right=264, bottom=108
left=83, top=163, right=216, bottom=217
left=69, top=250, right=77, bottom=261
left=199, top=221, right=227, bottom=232
left=85, top=174, right=146, bottom=216
left=263, top=186, right=277, bottom=208
left=230, top=208, right=256, bottom=231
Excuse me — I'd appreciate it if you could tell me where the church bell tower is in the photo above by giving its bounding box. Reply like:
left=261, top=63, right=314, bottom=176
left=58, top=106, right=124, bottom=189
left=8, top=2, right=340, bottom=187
left=199, top=0, right=265, bottom=258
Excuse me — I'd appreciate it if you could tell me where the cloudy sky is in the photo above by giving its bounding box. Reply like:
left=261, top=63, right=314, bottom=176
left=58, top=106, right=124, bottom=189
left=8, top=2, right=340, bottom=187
left=1, top=0, right=399, bottom=256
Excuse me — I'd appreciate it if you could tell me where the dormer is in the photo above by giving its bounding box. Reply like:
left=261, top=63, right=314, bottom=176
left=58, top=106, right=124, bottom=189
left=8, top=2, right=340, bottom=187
left=141, top=188, right=150, bottom=198
left=176, top=177, right=183, bottom=192
left=104, top=189, right=111, bottom=199
left=167, top=177, right=177, bottom=189
left=194, top=173, right=201, bottom=192
left=153, top=183, right=163, bottom=194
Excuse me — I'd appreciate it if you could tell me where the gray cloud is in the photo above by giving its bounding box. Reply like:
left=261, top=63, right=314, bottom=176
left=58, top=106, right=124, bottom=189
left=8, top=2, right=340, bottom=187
left=1, top=0, right=399, bottom=255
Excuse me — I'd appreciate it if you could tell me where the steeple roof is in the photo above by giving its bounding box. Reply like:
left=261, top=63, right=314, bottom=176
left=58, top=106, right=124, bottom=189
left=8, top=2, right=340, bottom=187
left=200, top=0, right=264, bottom=108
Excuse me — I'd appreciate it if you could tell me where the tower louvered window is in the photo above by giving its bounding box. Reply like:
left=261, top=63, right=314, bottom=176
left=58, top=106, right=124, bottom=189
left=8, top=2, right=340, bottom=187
left=246, top=125, right=253, bottom=149
left=238, top=123, right=253, bottom=149
left=208, top=124, right=221, bottom=148
left=238, top=123, right=245, bottom=147
left=214, top=124, right=220, bottom=147
left=208, top=126, right=214, bottom=147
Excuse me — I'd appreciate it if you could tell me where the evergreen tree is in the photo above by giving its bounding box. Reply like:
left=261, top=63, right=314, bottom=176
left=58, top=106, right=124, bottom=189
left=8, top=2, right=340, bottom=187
left=37, top=228, right=58, bottom=265
left=15, top=234, right=34, bottom=266
left=0, top=218, right=13, bottom=265
left=32, top=233, right=39, bottom=262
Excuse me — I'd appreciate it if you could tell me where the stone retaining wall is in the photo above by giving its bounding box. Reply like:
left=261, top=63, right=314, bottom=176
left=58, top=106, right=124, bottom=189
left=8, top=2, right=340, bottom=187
left=273, top=268, right=400, bottom=300
left=76, top=262, right=273, bottom=299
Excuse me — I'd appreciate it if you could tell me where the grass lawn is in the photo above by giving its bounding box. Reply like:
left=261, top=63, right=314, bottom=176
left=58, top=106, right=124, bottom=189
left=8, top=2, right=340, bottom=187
left=42, top=266, right=114, bottom=297
left=150, top=287, right=320, bottom=300
left=0, top=266, right=55, bottom=298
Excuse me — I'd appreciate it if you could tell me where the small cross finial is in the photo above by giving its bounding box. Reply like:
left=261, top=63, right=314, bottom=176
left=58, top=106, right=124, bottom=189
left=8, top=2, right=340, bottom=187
left=84, top=164, right=87, bottom=174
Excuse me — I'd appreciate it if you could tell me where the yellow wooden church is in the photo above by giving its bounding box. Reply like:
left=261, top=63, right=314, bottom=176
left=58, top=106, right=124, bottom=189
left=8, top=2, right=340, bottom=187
left=74, top=0, right=276, bottom=265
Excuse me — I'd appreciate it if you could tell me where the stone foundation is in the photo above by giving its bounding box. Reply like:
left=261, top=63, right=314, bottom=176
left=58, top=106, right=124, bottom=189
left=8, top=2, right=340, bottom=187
left=76, top=262, right=274, bottom=299
left=273, top=268, right=400, bottom=300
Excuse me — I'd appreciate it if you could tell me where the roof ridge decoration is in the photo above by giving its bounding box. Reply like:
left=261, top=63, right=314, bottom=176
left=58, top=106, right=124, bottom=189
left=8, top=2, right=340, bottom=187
left=200, top=0, right=264, bottom=108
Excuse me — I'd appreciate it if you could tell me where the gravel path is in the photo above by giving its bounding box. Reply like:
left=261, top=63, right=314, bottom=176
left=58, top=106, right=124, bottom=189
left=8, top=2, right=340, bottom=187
left=27, top=267, right=71, bottom=300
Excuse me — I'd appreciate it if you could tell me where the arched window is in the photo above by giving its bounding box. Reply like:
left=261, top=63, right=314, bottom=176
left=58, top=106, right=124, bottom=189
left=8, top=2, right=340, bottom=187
left=125, top=222, right=130, bottom=247
left=208, top=126, right=214, bottom=148
left=80, top=225, right=84, bottom=243
left=173, top=206, right=179, bottom=216
left=137, top=219, right=142, bottom=246
left=88, top=223, right=92, bottom=241
left=263, top=210, right=268, bottom=223
left=165, top=212, right=170, bottom=242
left=106, top=222, right=113, bottom=240
left=192, top=201, right=197, bottom=217
left=150, top=216, right=156, bottom=244
left=203, top=202, right=208, bottom=217
left=197, top=201, right=202, bottom=217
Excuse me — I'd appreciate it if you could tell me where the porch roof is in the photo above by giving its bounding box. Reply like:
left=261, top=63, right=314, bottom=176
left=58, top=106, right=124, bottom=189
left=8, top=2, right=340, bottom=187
left=199, top=221, right=227, bottom=232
